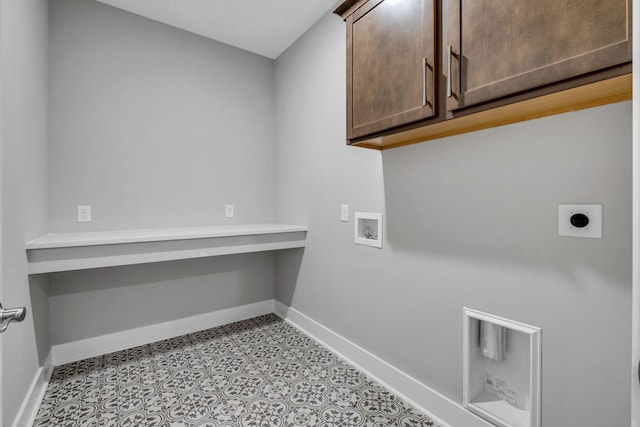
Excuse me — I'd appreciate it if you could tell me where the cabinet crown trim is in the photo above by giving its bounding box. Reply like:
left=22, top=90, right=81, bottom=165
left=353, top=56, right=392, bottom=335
left=333, top=0, right=368, bottom=20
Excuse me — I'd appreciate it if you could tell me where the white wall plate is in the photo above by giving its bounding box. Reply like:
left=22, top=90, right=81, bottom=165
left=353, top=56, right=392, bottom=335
left=558, top=204, right=602, bottom=238
left=354, top=212, right=382, bottom=248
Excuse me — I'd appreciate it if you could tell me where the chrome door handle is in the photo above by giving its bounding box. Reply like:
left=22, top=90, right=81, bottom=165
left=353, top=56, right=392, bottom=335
left=0, top=302, right=26, bottom=333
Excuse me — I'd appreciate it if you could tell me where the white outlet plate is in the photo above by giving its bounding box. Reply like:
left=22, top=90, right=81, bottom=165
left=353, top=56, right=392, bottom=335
left=225, top=204, right=234, bottom=218
left=558, top=204, right=602, bottom=238
left=77, top=205, right=92, bottom=223
left=341, top=204, right=349, bottom=222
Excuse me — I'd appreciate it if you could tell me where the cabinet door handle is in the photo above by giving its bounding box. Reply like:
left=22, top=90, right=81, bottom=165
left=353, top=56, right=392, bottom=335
left=422, top=57, right=428, bottom=106
left=447, top=45, right=454, bottom=98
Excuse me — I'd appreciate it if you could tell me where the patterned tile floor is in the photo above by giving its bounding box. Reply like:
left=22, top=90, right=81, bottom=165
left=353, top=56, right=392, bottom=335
left=34, top=314, right=441, bottom=426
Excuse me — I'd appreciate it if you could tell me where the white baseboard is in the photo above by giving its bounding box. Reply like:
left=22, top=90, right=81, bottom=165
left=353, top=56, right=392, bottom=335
left=12, top=350, right=53, bottom=427
left=274, top=301, right=493, bottom=427
left=52, top=299, right=275, bottom=366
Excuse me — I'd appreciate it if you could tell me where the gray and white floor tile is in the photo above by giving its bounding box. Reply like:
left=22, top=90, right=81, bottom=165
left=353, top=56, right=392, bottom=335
left=33, top=314, right=441, bottom=427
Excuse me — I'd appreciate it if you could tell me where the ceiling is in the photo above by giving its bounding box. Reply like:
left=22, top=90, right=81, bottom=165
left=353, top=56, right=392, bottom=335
left=95, top=0, right=339, bottom=59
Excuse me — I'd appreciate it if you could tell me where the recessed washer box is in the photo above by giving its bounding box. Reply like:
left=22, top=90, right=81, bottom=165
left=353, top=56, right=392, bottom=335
left=463, top=308, right=541, bottom=427
left=354, top=212, right=382, bottom=248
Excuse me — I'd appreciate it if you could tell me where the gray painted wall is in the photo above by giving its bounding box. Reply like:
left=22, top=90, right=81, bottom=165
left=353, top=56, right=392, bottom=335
left=6, top=2, right=630, bottom=425
left=50, top=253, right=275, bottom=344
left=274, top=13, right=631, bottom=426
left=47, top=0, right=277, bottom=345
left=1, top=0, right=50, bottom=425
left=49, top=0, right=276, bottom=232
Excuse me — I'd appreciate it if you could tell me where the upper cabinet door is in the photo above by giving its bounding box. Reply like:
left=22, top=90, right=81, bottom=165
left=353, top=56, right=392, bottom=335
left=348, top=0, right=437, bottom=140
left=447, top=0, right=632, bottom=111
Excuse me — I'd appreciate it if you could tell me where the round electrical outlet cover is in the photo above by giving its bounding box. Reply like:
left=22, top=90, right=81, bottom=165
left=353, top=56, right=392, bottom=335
left=570, top=213, right=590, bottom=228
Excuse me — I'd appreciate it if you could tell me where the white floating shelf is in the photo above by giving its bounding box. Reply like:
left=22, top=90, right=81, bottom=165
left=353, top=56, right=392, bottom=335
left=26, top=223, right=307, bottom=274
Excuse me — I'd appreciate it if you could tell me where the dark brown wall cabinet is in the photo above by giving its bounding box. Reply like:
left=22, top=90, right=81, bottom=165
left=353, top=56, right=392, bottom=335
left=335, top=0, right=632, bottom=149
left=347, top=0, right=437, bottom=140
left=447, top=0, right=631, bottom=111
